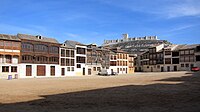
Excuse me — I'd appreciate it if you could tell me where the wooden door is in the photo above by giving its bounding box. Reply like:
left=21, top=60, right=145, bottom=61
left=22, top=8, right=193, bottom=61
left=26, top=65, right=32, bottom=76
left=61, top=68, right=65, bottom=76
left=161, top=67, right=164, bottom=72
left=51, top=66, right=55, bottom=76
left=174, top=66, right=177, bottom=71
left=83, top=67, right=85, bottom=75
left=37, top=65, right=46, bottom=76
left=88, top=69, right=91, bottom=75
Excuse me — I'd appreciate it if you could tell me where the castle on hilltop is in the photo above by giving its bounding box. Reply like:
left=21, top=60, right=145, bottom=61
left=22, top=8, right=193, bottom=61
left=103, top=34, right=158, bottom=46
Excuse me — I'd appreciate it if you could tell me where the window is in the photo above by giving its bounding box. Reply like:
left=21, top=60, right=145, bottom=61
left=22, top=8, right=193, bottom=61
left=117, top=54, right=120, bottom=59
left=2, top=66, right=9, bottom=72
left=111, top=55, right=114, bottom=60
left=149, top=55, right=153, bottom=59
left=76, top=56, right=85, bottom=63
left=77, top=64, right=81, bottom=68
left=66, top=50, right=70, bottom=57
left=149, top=49, right=153, bottom=53
left=185, top=57, right=189, bottom=62
left=165, top=58, right=171, bottom=64
left=172, top=58, right=179, bottom=64
left=49, top=46, right=59, bottom=54
left=71, top=67, right=74, bottom=71
left=22, top=55, right=33, bottom=61
left=147, top=66, right=149, bottom=68
left=123, top=54, right=125, bottom=59
left=180, top=51, right=184, bottom=55
left=172, top=52, right=179, bottom=57
left=66, top=59, right=70, bottom=66
left=93, top=67, right=96, bottom=71
left=71, top=50, right=74, bottom=57
left=180, top=57, right=184, bottom=62
left=49, top=57, right=59, bottom=63
left=113, top=56, right=116, bottom=60
left=181, top=64, right=184, bottom=67
left=153, top=48, right=156, bottom=53
left=4, top=41, right=12, bottom=47
left=77, top=47, right=86, bottom=54
left=67, top=67, right=70, bottom=71
left=71, top=59, right=75, bottom=66
left=190, top=50, right=194, bottom=54
left=185, top=50, right=189, bottom=55
left=153, top=54, right=156, bottom=59
left=35, top=56, right=48, bottom=63
left=22, top=43, right=33, bottom=52
left=157, top=65, right=160, bottom=68
left=197, top=46, right=200, bottom=52
left=12, top=42, right=20, bottom=48
left=119, top=61, right=123, bottom=66
left=0, top=41, right=4, bottom=47
left=186, top=64, right=189, bottom=67
left=120, top=54, right=123, bottom=59
left=196, top=55, right=200, bottom=61
left=189, top=56, right=194, bottom=62
left=11, top=66, right=17, bottom=72
left=34, top=44, right=48, bottom=52
left=97, top=67, right=101, bottom=71
left=5, top=55, right=12, bottom=63
left=165, top=51, right=171, bottom=55
left=110, top=61, right=116, bottom=66
left=61, top=58, right=65, bottom=66
left=61, top=49, right=65, bottom=57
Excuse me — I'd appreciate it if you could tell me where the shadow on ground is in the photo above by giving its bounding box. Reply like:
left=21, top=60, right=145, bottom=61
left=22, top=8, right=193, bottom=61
left=0, top=72, right=200, bottom=112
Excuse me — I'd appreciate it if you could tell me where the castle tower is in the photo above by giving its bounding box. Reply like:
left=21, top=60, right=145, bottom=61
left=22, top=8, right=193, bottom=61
left=122, top=34, right=129, bottom=41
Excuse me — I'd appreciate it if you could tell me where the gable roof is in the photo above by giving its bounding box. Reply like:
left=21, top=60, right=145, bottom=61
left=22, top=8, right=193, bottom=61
left=17, top=33, right=59, bottom=44
left=64, top=40, right=86, bottom=48
left=179, top=44, right=200, bottom=50
left=0, top=34, right=20, bottom=41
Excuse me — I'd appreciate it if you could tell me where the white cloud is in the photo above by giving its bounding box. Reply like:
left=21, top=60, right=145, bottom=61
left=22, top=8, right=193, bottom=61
left=98, top=0, right=200, bottom=19
left=167, top=24, right=196, bottom=33
left=164, top=0, right=200, bottom=18
left=0, top=24, right=39, bottom=34
left=0, top=24, right=50, bottom=36
left=64, top=32, right=80, bottom=38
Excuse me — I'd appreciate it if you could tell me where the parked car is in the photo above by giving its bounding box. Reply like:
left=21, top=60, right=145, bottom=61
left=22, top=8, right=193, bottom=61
left=191, top=67, right=200, bottom=72
left=98, top=69, right=111, bottom=76
left=98, top=69, right=119, bottom=76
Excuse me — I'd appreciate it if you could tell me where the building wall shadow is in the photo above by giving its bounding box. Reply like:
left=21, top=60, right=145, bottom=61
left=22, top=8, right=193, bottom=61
left=0, top=72, right=200, bottom=112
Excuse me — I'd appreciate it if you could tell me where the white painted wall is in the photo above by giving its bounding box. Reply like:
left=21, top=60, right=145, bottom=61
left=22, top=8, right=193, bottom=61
left=19, top=64, right=60, bottom=78
left=0, top=64, right=19, bottom=79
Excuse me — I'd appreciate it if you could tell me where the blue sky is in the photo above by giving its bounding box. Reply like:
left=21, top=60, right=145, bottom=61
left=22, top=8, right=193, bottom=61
left=0, top=0, right=200, bottom=45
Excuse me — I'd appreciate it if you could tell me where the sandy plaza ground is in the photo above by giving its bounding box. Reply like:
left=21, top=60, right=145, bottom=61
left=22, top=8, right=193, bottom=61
left=0, top=71, right=200, bottom=112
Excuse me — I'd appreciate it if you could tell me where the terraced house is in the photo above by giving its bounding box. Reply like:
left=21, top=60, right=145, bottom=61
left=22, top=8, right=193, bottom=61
left=18, top=34, right=60, bottom=78
left=109, top=47, right=129, bottom=74
left=86, top=44, right=110, bottom=75
left=64, top=40, right=87, bottom=76
left=60, top=43, right=75, bottom=76
left=137, top=44, right=200, bottom=72
left=179, top=44, right=200, bottom=71
left=0, top=34, right=21, bottom=78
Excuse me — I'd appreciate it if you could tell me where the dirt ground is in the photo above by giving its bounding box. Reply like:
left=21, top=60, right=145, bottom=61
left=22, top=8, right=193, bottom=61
left=0, top=71, right=200, bottom=112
